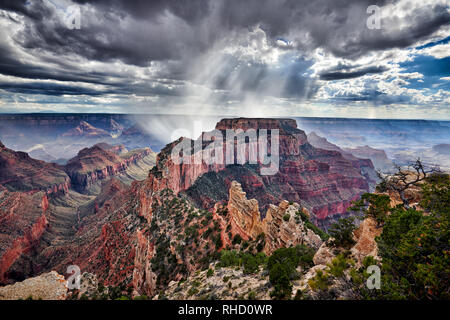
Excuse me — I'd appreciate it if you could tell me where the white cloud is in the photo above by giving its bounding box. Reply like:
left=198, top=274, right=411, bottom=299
left=419, top=43, right=450, bottom=59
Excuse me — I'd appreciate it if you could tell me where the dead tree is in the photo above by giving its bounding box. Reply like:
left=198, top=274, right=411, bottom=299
left=378, top=159, right=440, bottom=209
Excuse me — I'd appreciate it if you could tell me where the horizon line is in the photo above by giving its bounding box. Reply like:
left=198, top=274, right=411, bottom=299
left=0, top=112, right=449, bottom=122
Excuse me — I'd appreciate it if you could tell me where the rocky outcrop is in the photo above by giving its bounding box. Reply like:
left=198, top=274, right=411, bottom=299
left=0, top=271, right=67, bottom=300
left=264, top=201, right=322, bottom=255
left=226, top=181, right=264, bottom=241
left=132, top=229, right=156, bottom=297
left=312, top=217, right=381, bottom=268
left=351, top=217, right=382, bottom=265
left=293, top=215, right=384, bottom=300
left=225, top=181, right=322, bottom=255
left=162, top=262, right=271, bottom=300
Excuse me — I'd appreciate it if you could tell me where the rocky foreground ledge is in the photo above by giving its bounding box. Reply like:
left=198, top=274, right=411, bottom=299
left=0, top=271, right=67, bottom=300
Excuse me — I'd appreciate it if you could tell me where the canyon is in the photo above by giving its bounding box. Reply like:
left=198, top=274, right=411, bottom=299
left=0, top=140, right=156, bottom=285
left=0, top=117, right=403, bottom=298
left=184, top=118, right=376, bottom=228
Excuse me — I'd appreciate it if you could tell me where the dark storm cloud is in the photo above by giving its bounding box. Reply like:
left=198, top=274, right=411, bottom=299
left=0, top=44, right=113, bottom=84
left=0, top=79, right=183, bottom=97
left=0, top=0, right=448, bottom=103
left=319, top=65, right=388, bottom=81
left=0, top=81, right=107, bottom=96
left=6, top=0, right=216, bottom=67
left=0, top=39, right=185, bottom=98
left=351, top=4, right=450, bottom=57
left=0, top=0, right=51, bottom=20
left=5, top=0, right=448, bottom=68
left=72, top=0, right=211, bottom=22
left=327, top=88, right=412, bottom=105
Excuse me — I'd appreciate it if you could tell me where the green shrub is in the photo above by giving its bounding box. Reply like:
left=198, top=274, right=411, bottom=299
left=349, top=268, right=363, bottom=285
left=269, top=263, right=292, bottom=299
left=308, top=269, right=330, bottom=291
left=349, top=176, right=450, bottom=299
left=187, top=286, right=199, bottom=297
left=350, top=193, right=391, bottom=226
left=328, top=217, right=357, bottom=248
left=267, top=245, right=315, bottom=299
left=327, top=254, right=349, bottom=277
left=232, top=234, right=242, bottom=245
left=215, top=236, right=223, bottom=250
left=376, top=205, right=450, bottom=299
left=218, top=250, right=240, bottom=267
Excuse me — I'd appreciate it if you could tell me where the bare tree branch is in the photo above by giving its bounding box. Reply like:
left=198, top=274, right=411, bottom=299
left=381, top=159, right=441, bottom=209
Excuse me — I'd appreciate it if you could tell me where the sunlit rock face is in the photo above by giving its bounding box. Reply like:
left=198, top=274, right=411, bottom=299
left=225, top=181, right=322, bottom=255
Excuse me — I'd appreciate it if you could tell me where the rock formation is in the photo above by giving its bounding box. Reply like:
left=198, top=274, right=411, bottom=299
left=62, top=121, right=111, bottom=138
left=312, top=216, right=381, bottom=268
left=225, top=181, right=323, bottom=255
left=0, top=118, right=383, bottom=299
left=163, top=262, right=271, bottom=300
left=0, top=271, right=67, bottom=300
left=184, top=118, right=374, bottom=228
left=0, top=141, right=70, bottom=194
left=264, top=201, right=322, bottom=255
left=64, top=143, right=155, bottom=193
left=226, top=181, right=264, bottom=241
left=0, top=187, right=50, bottom=284
left=288, top=214, right=382, bottom=300
left=350, top=217, right=383, bottom=265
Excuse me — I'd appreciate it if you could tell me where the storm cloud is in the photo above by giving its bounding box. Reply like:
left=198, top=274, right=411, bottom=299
left=0, top=0, right=448, bottom=118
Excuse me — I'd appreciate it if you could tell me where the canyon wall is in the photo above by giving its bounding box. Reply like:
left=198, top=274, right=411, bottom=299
left=0, top=188, right=50, bottom=284
left=64, top=144, right=155, bottom=194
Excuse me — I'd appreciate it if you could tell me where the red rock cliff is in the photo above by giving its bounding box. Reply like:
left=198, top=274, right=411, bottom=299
left=0, top=188, right=50, bottom=284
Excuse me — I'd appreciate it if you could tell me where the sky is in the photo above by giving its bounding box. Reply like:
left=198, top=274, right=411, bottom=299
left=0, top=0, right=449, bottom=119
